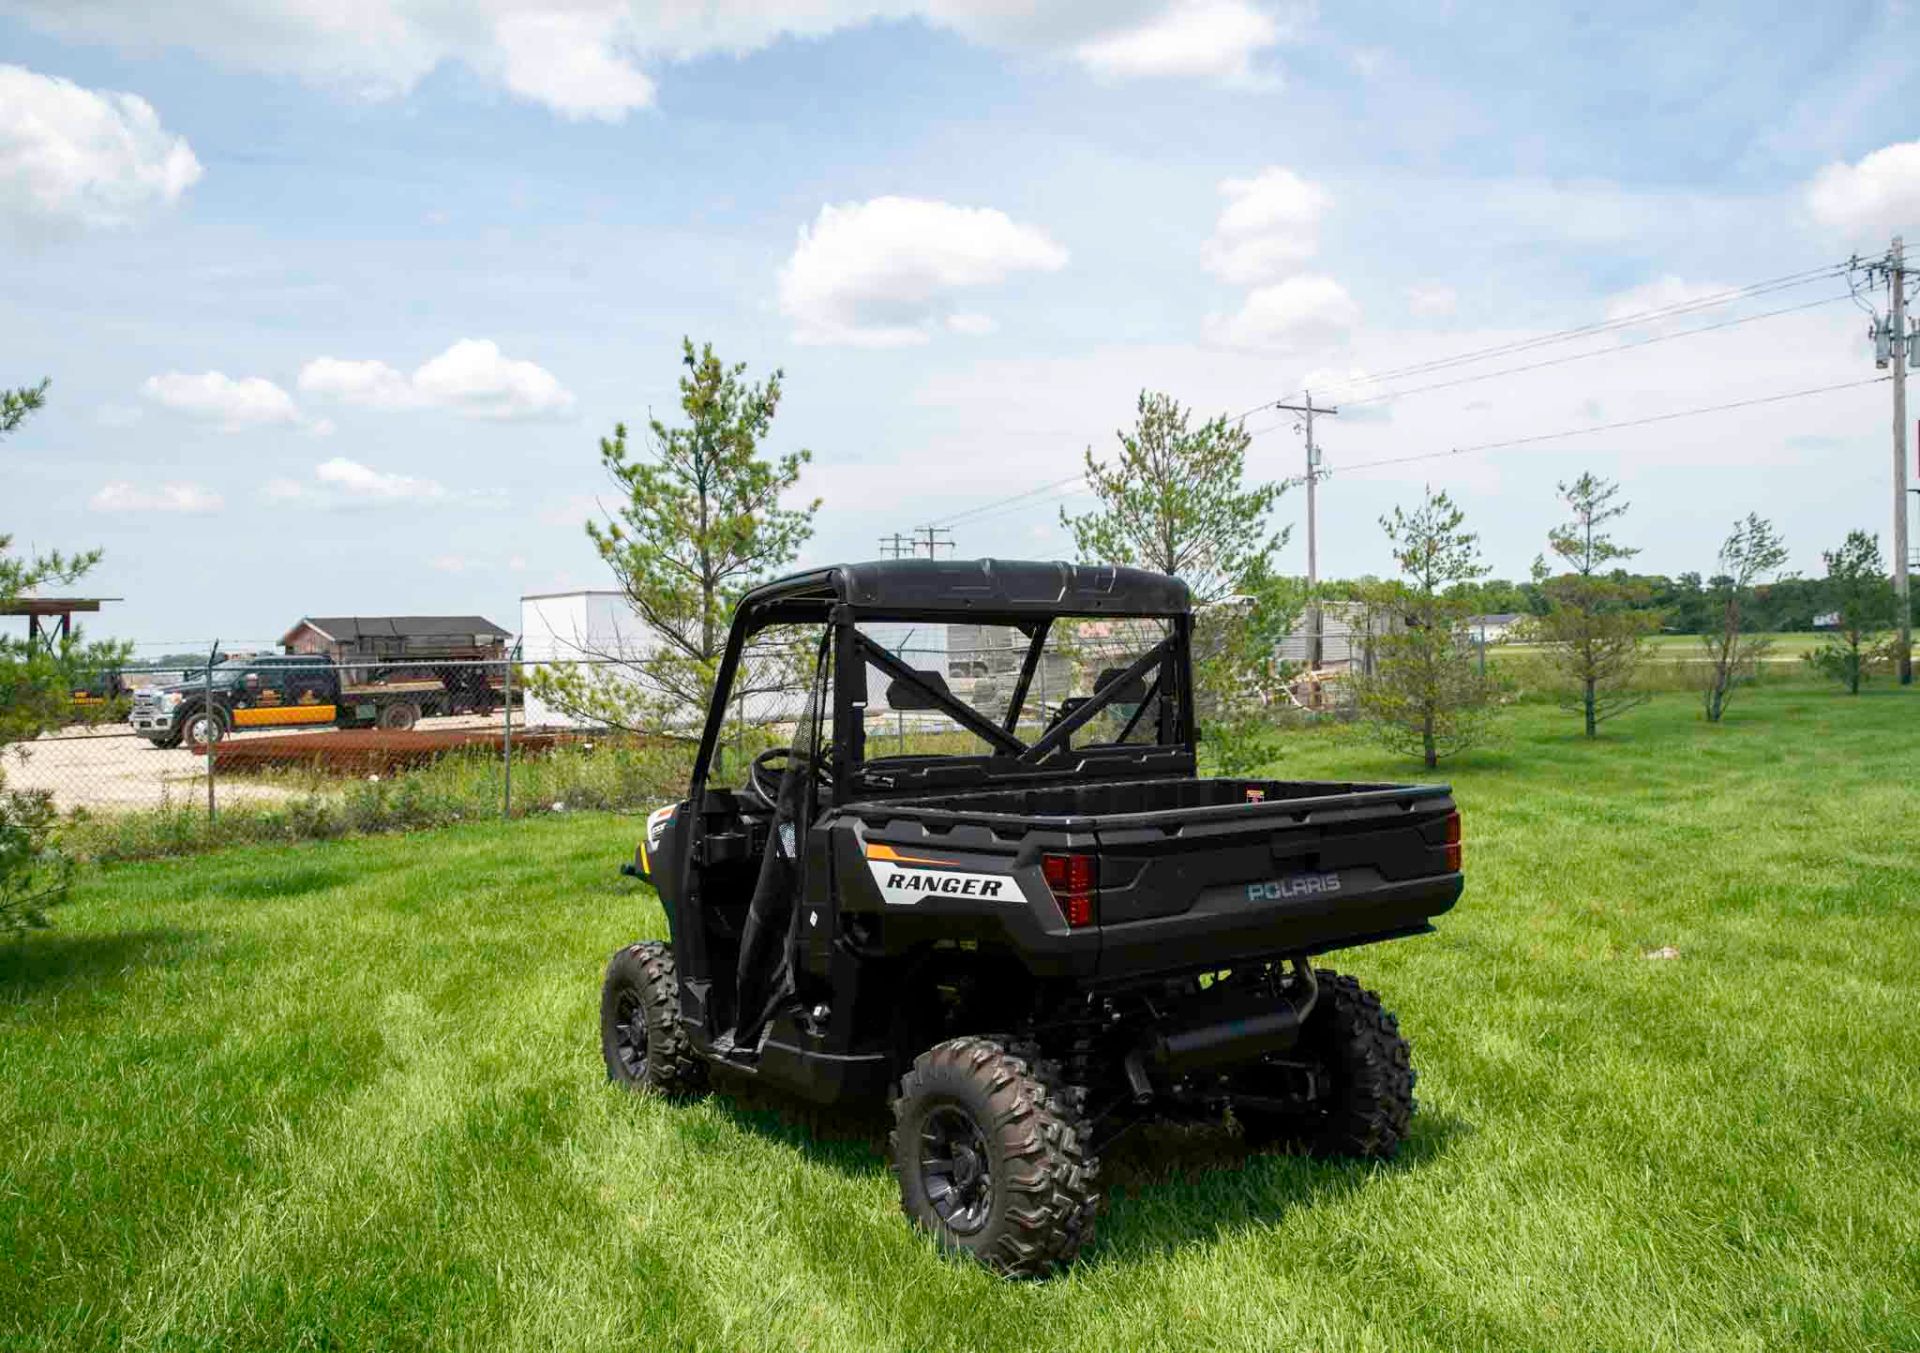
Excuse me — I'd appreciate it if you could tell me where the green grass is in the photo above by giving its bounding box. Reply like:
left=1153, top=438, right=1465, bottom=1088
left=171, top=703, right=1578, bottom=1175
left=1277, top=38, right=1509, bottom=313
left=1638, top=631, right=1827, bottom=657
left=5, top=683, right=1919, bottom=1351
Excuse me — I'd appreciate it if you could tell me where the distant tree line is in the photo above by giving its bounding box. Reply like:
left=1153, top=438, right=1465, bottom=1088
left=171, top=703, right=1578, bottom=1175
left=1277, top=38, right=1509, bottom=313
left=1392, top=569, right=1915, bottom=634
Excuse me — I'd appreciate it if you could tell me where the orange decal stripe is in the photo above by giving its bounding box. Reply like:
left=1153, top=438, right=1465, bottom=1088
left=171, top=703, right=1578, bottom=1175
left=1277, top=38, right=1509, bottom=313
left=865, top=842, right=954, bottom=866
left=233, top=705, right=336, bottom=728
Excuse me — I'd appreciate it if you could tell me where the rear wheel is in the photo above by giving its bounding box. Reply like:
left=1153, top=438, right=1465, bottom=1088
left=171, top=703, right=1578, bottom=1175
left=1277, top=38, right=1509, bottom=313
left=1234, top=970, right=1415, bottom=1159
left=600, top=941, right=706, bottom=1097
left=890, top=1036, right=1099, bottom=1277
left=378, top=702, right=420, bottom=731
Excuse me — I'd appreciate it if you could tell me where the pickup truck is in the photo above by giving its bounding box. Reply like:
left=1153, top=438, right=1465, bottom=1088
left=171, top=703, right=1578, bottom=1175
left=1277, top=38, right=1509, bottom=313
left=129, top=653, right=493, bottom=747
left=601, top=558, right=1461, bottom=1275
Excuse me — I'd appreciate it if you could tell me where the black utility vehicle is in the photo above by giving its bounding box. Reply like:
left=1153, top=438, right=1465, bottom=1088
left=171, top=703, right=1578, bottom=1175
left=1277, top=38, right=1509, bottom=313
left=603, top=559, right=1462, bottom=1275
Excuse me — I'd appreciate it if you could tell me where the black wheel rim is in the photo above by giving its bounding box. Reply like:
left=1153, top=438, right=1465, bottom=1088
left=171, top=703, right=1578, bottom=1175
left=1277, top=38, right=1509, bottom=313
left=919, top=1104, right=993, bottom=1235
left=611, top=990, right=649, bottom=1080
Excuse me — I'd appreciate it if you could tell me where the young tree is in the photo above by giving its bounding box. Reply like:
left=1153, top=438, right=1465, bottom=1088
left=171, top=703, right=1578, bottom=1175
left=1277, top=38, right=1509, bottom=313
left=2, top=380, right=123, bottom=931
left=1063, top=390, right=1296, bottom=765
left=1062, top=390, right=1287, bottom=605
left=1525, top=473, right=1657, bottom=736
left=1192, top=561, right=1309, bottom=774
left=531, top=340, right=819, bottom=733
left=1352, top=489, right=1499, bottom=768
left=1804, top=530, right=1896, bottom=695
left=1699, top=514, right=1790, bottom=722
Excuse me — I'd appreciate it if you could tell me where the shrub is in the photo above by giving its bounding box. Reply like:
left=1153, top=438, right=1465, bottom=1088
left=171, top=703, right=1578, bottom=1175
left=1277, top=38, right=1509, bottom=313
left=1, top=778, right=72, bottom=933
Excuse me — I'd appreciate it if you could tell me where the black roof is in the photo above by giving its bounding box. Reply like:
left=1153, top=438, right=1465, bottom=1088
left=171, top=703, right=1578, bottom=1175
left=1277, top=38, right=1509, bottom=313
left=739, top=559, right=1191, bottom=623
left=288, top=615, right=510, bottom=643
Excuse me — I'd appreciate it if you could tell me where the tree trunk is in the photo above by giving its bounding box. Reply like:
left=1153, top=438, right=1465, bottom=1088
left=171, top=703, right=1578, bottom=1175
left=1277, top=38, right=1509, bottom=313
left=1584, top=678, right=1597, bottom=736
left=1422, top=710, right=1436, bottom=769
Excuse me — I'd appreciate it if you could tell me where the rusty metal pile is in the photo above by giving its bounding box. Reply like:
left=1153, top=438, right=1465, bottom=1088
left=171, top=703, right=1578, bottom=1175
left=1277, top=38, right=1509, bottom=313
left=207, top=727, right=575, bottom=777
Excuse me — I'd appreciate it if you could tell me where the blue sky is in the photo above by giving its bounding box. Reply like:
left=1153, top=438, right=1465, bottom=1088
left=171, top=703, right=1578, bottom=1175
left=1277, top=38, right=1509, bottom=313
left=3, top=1, right=1918, bottom=652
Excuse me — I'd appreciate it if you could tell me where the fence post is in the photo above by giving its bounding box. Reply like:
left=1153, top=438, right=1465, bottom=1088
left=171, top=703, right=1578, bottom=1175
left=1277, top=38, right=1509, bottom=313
left=502, top=653, right=513, bottom=820
left=204, top=658, right=216, bottom=827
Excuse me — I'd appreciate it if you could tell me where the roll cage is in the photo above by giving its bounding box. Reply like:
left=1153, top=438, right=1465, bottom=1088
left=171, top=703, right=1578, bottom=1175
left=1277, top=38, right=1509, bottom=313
left=686, top=559, right=1197, bottom=809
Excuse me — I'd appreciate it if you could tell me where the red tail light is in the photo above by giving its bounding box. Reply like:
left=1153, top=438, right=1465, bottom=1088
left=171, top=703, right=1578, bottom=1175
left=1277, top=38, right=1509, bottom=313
left=1443, top=810, right=1462, bottom=873
left=1042, top=852, right=1098, bottom=928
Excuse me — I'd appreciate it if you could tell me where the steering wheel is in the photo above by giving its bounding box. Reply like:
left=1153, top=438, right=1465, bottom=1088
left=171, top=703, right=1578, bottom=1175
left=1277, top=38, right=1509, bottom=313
left=748, top=745, right=832, bottom=806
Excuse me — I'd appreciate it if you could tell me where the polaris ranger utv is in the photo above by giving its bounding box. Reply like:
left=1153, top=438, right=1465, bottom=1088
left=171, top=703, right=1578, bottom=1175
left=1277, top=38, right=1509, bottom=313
left=603, top=559, right=1461, bottom=1276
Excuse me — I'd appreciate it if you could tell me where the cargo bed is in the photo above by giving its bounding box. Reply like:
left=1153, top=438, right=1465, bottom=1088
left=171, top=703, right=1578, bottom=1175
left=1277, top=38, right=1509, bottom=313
left=858, top=776, right=1461, bottom=981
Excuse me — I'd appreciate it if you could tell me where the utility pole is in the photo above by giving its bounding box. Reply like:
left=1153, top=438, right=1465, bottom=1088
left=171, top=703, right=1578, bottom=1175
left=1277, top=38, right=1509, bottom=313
left=913, top=525, right=955, bottom=559
left=1892, top=237, right=1912, bottom=684
left=1274, top=392, right=1337, bottom=670
left=878, top=532, right=914, bottom=559
left=1864, top=238, right=1916, bottom=683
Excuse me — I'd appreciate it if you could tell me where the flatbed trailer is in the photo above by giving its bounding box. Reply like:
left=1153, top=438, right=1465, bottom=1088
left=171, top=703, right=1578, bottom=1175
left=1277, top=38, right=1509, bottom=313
left=129, top=656, right=486, bottom=747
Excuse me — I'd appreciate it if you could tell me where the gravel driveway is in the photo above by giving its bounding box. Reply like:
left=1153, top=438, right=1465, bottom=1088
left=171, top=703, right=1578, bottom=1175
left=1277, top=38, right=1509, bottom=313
left=7, top=716, right=502, bottom=813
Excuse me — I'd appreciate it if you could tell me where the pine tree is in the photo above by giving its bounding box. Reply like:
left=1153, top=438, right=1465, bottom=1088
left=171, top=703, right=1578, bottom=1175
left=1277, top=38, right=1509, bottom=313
left=2, top=381, right=123, bottom=931
left=1525, top=473, right=1657, bottom=736
left=531, top=340, right=819, bottom=733
left=1804, top=531, right=1896, bottom=695
left=1353, top=489, right=1500, bottom=768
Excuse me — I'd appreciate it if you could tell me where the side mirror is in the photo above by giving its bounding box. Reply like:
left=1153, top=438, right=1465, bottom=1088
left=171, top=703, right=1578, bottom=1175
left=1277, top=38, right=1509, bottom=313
left=884, top=669, right=954, bottom=712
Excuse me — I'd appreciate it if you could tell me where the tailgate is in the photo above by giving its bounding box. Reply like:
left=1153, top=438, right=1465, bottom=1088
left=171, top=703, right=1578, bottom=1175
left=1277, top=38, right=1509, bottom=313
left=1092, top=784, right=1460, bottom=980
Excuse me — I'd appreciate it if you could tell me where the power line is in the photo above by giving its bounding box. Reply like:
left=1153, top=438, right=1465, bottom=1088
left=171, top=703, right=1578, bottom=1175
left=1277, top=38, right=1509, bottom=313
left=934, top=255, right=1862, bottom=533
left=926, top=472, right=1087, bottom=528
left=940, top=374, right=1887, bottom=533
left=1333, top=291, right=1852, bottom=410
left=1232, top=261, right=1848, bottom=422
left=1335, top=376, right=1890, bottom=475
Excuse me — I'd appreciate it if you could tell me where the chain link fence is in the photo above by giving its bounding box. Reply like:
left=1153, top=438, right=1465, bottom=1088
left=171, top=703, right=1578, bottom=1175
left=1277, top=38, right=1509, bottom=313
left=6, top=656, right=685, bottom=856
left=5, top=619, right=1182, bottom=856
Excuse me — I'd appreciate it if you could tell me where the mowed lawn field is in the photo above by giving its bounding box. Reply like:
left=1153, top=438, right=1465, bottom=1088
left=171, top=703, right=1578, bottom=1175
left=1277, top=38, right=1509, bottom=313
left=5, top=683, right=1918, bottom=1351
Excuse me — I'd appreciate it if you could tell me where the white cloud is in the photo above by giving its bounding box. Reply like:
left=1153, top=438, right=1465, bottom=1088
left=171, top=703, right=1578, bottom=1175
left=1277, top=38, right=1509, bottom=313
left=413, top=339, right=574, bottom=419
left=298, top=339, right=574, bottom=420
left=428, top=553, right=473, bottom=573
left=5, top=3, right=1288, bottom=122
left=1296, top=365, right=1392, bottom=422
left=1206, top=275, right=1359, bottom=352
left=141, top=371, right=302, bottom=430
left=493, top=10, right=656, bottom=122
left=1601, top=275, right=1728, bottom=324
left=89, top=480, right=223, bottom=513
left=779, top=197, right=1068, bottom=347
left=1201, top=166, right=1330, bottom=284
left=296, top=356, right=414, bottom=410
left=945, top=312, right=998, bottom=337
left=315, top=456, right=444, bottom=502
left=1407, top=283, right=1457, bottom=317
left=1076, top=0, right=1283, bottom=83
left=1807, top=140, right=1920, bottom=237
left=0, top=64, right=201, bottom=241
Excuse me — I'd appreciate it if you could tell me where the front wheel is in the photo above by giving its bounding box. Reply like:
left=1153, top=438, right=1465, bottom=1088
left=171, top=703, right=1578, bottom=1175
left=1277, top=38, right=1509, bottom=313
left=1235, top=970, right=1415, bottom=1159
left=378, top=702, right=420, bottom=731
left=890, top=1037, right=1099, bottom=1277
left=600, top=941, right=706, bottom=1097
left=183, top=708, right=228, bottom=747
